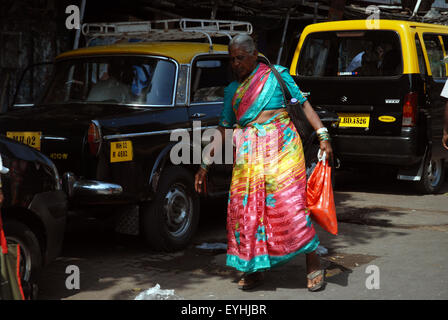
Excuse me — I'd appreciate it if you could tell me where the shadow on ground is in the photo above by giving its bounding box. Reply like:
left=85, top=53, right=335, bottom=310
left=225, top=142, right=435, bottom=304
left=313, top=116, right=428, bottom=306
left=37, top=168, right=448, bottom=299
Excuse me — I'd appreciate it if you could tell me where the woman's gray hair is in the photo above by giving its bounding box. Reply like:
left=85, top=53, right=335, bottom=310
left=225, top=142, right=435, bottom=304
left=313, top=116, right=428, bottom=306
left=229, top=34, right=257, bottom=54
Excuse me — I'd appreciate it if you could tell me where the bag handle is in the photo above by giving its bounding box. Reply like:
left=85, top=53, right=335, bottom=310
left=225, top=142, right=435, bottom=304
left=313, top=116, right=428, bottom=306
left=318, top=150, right=327, bottom=163
left=0, top=154, right=7, bottom=253
left=0, top=208, right=8, bottom=254
left=268, top=64, right=315, bottom=150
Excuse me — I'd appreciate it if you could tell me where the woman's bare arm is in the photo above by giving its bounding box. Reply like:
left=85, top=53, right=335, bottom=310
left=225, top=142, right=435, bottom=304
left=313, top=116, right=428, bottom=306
left=302, top=100, right=333, bottom=160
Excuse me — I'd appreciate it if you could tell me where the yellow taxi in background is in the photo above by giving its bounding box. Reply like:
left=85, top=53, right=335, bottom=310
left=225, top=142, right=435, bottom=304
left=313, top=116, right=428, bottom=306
left=290, top=19, right=448, bottom=193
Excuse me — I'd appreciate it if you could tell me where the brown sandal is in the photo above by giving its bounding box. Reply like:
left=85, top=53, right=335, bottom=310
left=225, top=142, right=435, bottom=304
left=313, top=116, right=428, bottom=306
left=238, top=272, right=264, bottom=290
left=307, top=269, right=325, bottom=292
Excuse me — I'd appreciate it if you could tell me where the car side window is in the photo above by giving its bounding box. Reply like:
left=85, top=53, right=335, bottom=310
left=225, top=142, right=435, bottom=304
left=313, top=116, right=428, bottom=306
left=440, top=35, right=448, bottom=53
left=439, top=35, right=448, bottom=78
left=415, top=34, right=426, bottom=77
left=422, top=34, right=446, bottom=79
left=191, top=57, right=232, bottom=103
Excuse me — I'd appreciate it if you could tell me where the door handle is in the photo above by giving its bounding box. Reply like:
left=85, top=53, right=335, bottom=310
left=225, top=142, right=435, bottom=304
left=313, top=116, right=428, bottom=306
left=191, top=112, right=207, bottom=119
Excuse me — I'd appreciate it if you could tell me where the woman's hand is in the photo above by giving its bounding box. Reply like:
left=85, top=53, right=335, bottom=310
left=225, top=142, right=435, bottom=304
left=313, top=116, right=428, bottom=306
left=194, top=167, right=208, bottom=194
left=319, top=140, right=333, bottom=163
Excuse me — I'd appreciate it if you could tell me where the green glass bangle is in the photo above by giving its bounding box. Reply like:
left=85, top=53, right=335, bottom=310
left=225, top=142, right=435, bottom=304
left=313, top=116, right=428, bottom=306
left=317, top=132, right=331, bottom=142
left=200, top=163, right=209, bottom=171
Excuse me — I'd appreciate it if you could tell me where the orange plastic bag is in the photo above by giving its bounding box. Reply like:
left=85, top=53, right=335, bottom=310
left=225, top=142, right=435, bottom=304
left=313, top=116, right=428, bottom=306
left=306, top=152, right=338, bottom=235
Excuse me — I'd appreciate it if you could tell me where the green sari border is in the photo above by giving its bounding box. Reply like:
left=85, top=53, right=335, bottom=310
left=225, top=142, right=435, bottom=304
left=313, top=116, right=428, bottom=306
left=226, top=235, right=320, bottom=273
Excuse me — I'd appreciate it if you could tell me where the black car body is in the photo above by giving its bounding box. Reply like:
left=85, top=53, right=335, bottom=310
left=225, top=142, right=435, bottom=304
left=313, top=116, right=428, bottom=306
left=0, top=135, right=67, bottom=298
left=0, top=21, right=336, bottom=252
left=0, top=40, right=240, bottom=251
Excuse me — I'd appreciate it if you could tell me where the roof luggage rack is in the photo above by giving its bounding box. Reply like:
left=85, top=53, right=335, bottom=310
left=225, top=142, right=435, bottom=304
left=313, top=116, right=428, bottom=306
left=82, top=18, right=253, bottom=49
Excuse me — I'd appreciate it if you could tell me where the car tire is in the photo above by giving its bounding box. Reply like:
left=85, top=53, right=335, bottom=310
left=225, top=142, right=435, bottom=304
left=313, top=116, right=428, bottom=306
left=140, top=166, right=200, bottom=252
left=415, top=155, right=445, bottom=194
left=4, top=220, right=43, bottom=300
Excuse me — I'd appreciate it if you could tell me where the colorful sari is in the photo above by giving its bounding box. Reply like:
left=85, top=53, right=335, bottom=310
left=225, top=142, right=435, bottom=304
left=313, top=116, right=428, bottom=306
left=225, top=64, right=319, bottom=273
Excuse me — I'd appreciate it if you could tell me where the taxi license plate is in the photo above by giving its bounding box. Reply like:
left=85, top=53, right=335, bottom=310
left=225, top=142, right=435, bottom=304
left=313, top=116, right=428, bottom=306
left=6, top=131, right=42, bottom=150
left=110, top=140, right=133, bottom=163
left=337, top=113, right=370, bottom=128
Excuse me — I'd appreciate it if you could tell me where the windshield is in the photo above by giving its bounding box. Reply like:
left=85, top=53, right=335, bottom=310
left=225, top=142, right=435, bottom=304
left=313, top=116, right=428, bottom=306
left=297, top=30, right=402, bottom=77
left=41, top=56, right=176, bottom=105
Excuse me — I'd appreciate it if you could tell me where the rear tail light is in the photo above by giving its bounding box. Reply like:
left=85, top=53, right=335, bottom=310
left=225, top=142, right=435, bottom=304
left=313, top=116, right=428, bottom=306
left=402, top=92, right=418, bottom=127
left=87, top=121, right=102, bottom=156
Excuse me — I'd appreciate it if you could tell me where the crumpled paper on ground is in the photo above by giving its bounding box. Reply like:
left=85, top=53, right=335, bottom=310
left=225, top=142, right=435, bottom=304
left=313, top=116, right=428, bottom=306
left=134, top=284, right=183, bottom=300
left=316, top=245, right=328, bottom=256
left=195, top=242, right=227, bottom=250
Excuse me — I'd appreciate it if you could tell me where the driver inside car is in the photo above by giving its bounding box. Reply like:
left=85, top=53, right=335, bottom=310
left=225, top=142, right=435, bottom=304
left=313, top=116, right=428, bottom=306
left=87, top=62, right=132, bottom=103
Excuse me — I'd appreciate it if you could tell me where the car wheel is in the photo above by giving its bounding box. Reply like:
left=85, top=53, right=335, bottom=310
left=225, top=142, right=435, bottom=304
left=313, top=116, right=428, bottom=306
left=4, top=220, right=43, bottom=299
left=140, top=166, right=200, bottom=252
left=415, top=155, right=445, bottom=194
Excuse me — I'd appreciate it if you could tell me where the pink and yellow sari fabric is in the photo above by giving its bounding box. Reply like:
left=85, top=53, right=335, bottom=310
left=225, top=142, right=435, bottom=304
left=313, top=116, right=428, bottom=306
left=226, top=65, right=319, bottom=273
left=232, top=63, right=272, bottom=122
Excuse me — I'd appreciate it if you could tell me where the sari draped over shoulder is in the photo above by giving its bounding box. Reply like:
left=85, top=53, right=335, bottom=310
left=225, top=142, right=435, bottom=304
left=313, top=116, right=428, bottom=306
left=219, top=63, right=308, bottom=128
left=224, top=63, right=319, bottom=273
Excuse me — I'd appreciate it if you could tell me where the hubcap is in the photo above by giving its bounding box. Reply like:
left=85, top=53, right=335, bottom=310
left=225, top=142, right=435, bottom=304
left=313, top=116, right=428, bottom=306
left=426, top=159, right=443, bottom=188
left=163, top=184, right=192, bottom=237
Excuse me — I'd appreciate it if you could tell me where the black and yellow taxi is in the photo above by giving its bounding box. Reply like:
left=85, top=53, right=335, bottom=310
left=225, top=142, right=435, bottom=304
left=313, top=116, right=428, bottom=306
left=290, top=19, right=448, bottom=193
left=0, top=20, right=250, bottom=251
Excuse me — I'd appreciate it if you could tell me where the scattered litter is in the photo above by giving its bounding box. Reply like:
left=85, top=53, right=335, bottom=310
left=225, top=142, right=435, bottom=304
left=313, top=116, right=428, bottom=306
left=196, top=242, right=227, bottom=250
left=316, top=245, right=328, bottom=256
left=195, top=242, right=227, bottom=255
left=134, top=284, right=183, bottom=300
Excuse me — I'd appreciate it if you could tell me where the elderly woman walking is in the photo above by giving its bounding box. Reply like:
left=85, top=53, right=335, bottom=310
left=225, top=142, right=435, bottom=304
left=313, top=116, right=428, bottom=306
left=195, top=34, right=332, bottom=292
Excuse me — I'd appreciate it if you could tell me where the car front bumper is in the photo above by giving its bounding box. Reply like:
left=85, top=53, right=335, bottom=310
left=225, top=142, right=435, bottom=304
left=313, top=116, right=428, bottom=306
left=62, top=173, right=124, bottom=205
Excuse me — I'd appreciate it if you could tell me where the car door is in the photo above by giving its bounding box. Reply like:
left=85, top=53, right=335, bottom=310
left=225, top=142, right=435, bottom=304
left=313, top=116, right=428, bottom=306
left=8, top=62, right=54, bottom=111
left=188, top=55, right=234, bottom=195
left=421, top=33, right=448, bottom=160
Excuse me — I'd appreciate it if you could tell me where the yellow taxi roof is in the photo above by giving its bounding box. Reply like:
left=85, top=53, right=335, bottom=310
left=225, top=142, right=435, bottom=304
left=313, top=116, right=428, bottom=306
left=56, top=42, right=230, bottom=64
left=302, top=19, right=448, bottom=32
left=291, top=19, right=448, bottom=76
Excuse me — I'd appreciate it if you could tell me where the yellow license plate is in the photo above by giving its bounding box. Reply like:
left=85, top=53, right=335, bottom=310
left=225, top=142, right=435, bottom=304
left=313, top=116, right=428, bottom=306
left=110, top=140, right=133, bottom=163
left=337, top=113, right=370, bottom=128
left=6, top=131, right=42, bottom=150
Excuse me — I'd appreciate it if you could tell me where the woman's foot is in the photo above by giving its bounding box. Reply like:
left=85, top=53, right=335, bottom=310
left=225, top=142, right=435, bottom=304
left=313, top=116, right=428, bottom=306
left=306, top=251, right=325, bottom=291
left=238, top=272, right=264, bottom=290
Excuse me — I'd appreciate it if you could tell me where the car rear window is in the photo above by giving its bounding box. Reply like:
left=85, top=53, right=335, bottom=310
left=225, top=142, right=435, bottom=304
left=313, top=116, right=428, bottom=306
left=41, top=56, right=176, bottom=106
left=297, top=30, right=402, bottom=77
